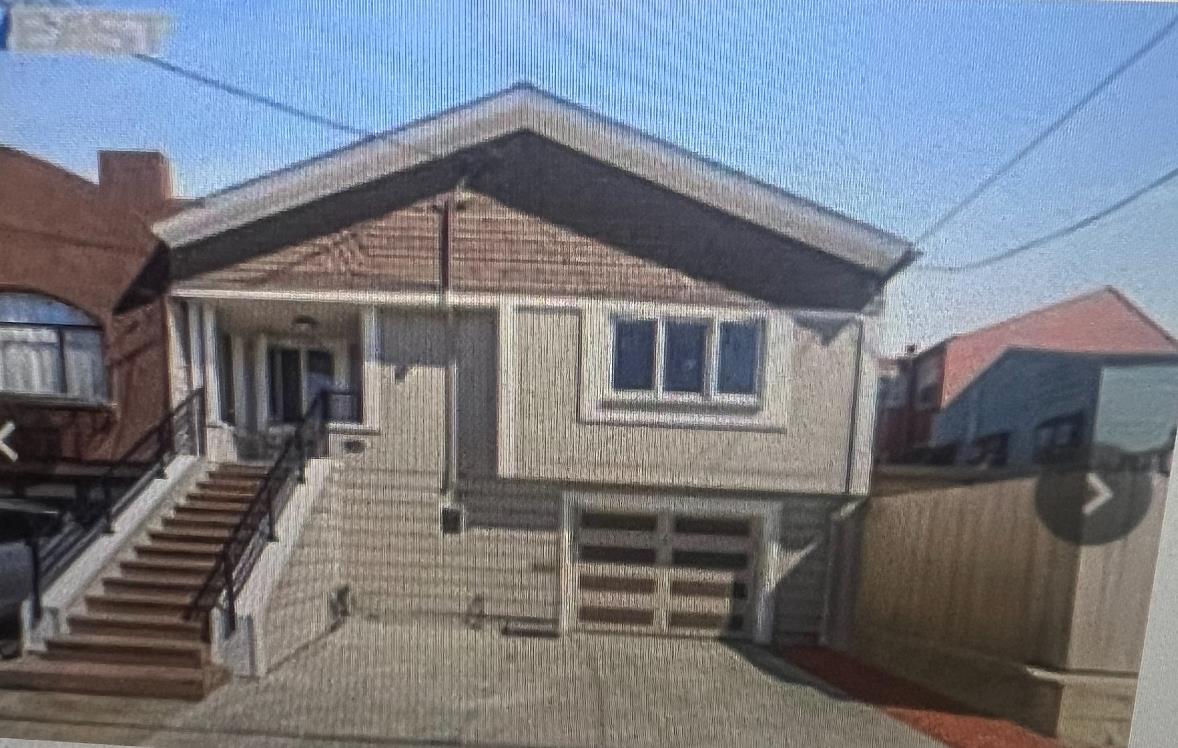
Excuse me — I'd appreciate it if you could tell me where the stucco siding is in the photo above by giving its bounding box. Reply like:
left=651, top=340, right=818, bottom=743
left=505, top=306, right=863, bottom=494
left=771, top=496, right=842, bottom=643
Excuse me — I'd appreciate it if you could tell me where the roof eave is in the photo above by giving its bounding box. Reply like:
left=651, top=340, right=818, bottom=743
left=153, top=86, right=910, bottom=275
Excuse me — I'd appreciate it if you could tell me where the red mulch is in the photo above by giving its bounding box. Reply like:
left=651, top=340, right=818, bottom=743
left=782, top=646, right=1061, bottom=748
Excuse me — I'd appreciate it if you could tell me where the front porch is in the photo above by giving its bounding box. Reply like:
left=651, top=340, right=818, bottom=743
left=173, top=298, right=376, bottom=463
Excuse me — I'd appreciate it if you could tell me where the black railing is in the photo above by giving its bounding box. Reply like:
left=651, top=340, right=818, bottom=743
left=186, top=388, right=355, bottom=631
left=26, top=388, right=206, bottom=620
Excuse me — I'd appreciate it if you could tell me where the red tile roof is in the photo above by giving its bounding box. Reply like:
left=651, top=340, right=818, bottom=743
left=938, top=287, right=1178, bottom=405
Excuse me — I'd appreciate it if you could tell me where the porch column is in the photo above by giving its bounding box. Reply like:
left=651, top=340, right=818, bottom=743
left=254, top=333, right=269, bottom=430
left=232, top=335, right=248, bottom=428
left=361, top=306, right=381, bottom=429
left=201, top=303, right=221, bottom=425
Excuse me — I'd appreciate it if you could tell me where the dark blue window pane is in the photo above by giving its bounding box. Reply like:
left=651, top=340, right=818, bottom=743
left=612, top=319, right=656, bottom=391
left=717, top=321, right=759, bottom=395
left=663, top=321, right=708, bottom=393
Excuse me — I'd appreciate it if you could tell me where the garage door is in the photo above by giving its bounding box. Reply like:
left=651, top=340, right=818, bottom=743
left=569, top=502, right=767, bottom=639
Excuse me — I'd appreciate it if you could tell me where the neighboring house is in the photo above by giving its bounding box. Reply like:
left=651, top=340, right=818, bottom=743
left=931, top=349, right=1178, bottom=470
left=154, top=84, right=912, bottom=647
left=0, top=147, right=180, bottom=634
left=875, top=287, right=1178, bottom=463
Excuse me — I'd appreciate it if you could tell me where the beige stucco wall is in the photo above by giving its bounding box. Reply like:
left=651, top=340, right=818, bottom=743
left=503, top=306, right=867, bottom=494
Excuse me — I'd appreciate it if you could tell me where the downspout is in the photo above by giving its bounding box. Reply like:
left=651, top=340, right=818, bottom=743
left=843, top=317, right=866, bottom=495
left=438, top=179, right=467, bottom=501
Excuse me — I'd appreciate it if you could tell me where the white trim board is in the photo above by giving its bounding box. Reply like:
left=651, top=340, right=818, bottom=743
left=155, top=85, right=910, bottom=275
left=170, top=286, right=875, bottom=322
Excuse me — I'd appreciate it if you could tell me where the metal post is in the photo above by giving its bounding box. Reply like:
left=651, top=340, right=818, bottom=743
left=102, top=479, right=114, bottom=534
left=154, top=415, right=168, bottom=479
left=197, top=390, right=206, bottom=457
left=297, top=433, right=306, bottom=485
left=266, top=483, right=278, bottom=542
left=222, top=552, right=237, bottom=634
left=26, top=537, right=42, bottom=621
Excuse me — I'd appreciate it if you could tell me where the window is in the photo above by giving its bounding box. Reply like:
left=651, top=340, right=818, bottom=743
left=217, top=333, right=235, bottom=425
left=610, top=316, right=763, bottom=401
left=968, top=432, right=1010, bottom=468
left=0, top=293, right=106, bottom=402
left=1034, top=412, right=1086, bottom=464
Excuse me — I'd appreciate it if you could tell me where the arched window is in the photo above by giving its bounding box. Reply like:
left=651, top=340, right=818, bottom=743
left=0, top=293, right=107, bottom=402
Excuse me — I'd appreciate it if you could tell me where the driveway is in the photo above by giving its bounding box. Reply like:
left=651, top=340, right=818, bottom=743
left=0, top=617, right=940, bottom=747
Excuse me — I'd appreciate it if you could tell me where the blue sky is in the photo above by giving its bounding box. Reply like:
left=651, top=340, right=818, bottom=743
left=3, top=0, right=1177, bottom=354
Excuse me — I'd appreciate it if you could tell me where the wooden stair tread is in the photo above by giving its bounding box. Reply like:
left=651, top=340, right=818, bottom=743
left=0, top=657, right=209, bottom=680
left=48, top=633, right=205, bottom=653
left=87, top=591, right=198, bottom=606
left=137, top=540, right=224, bottom=553
left=69, top=612, right=205, bottom=630
left=0, top=657, right=228, bottom=700
left=122, top=558, right=216, bottom=573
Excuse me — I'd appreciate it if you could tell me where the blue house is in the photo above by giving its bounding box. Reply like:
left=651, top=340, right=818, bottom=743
left=930, top=349, right=1178, bottom=470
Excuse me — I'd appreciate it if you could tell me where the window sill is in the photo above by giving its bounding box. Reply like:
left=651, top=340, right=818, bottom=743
left=327, top=422, right=381, bottom=436
left=0, top=393, right=113, bottom=412
left=585, top=395, right=784, bottom=432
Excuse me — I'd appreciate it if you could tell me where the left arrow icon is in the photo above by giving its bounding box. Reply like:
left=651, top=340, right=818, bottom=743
left=0, top=421, right=17, bottom=462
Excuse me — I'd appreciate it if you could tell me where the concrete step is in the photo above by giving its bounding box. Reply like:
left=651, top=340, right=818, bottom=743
left=67, top=612, right=207, bottom=643
left=0, top=657, right=227, bottom=700
left=44, top=634, right=208, bottom=669
left=164, top=513, right=242, bottom=530
left=85, top=592, right=200, bottom=619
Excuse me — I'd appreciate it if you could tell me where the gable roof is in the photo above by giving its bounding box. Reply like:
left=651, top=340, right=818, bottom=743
left=935, top=286, right=1178, bottom=405
left=154, top=84, right=912, bottom=276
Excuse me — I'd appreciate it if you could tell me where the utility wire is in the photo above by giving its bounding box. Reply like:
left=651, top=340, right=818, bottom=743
left=913, top=13, right=1178, bottom=252
left=919, top=163, right=1178, bottom=272
left=133, top=54, right=373, bottom=138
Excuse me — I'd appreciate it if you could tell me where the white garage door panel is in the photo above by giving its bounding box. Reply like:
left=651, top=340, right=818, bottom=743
left=568, top=500, right=775, bottom=640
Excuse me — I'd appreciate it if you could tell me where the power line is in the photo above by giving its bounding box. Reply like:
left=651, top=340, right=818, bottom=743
left=918, top=163, right=1178, bottom=272
left=913, top=13, right=1178, bottom=249
left=133, top=54, right=373, bottom=138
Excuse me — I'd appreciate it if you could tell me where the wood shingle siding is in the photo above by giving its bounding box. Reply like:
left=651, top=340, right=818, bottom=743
left=178, top=193, right=756, bottom=306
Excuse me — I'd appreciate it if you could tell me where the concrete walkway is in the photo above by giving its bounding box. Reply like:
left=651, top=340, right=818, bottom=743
left=0, top=618, right=940, bottom=747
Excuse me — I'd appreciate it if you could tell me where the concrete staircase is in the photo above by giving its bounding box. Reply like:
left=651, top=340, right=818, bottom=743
left=0, top=463, right=270, bottom=700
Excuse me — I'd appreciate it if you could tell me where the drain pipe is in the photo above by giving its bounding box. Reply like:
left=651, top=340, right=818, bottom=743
left=437, top=178, right=469, bottom=507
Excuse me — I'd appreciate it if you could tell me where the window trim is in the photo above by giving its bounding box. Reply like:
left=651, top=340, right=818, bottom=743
left=580, top=303, right=792, bottom=432
left=608, top=314, right=765, bottom=407
left=0, top=294, right=108, bottom=405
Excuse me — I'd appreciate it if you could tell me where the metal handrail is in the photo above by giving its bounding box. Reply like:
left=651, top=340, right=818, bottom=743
left=21, top=388, right=206, bottom=621
left=185, top=388, right=355, bottom=630
left=94, top=387, right=206, bottom=532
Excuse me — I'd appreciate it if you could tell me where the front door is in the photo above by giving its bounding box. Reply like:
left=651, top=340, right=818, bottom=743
left=267, top=345, right=336, bottom=423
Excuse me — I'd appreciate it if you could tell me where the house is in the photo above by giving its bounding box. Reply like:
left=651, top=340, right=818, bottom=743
left=931, top=349, right=1178, bottom=469
left=0, top=147, right=183, bottom=650
left=0, top=85, right=913, bottom=696
left=875, top=287, right=1178, bottom=463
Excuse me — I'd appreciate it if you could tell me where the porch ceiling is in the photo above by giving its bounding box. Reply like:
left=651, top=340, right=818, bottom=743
left=211, top=298, right=359, bottom=339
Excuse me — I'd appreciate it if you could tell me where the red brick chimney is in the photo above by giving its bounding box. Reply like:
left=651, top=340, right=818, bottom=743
left=98, top=150, right=173, bottom=219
